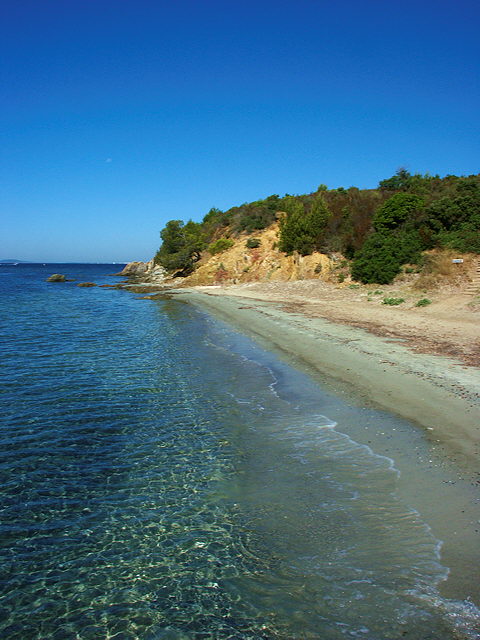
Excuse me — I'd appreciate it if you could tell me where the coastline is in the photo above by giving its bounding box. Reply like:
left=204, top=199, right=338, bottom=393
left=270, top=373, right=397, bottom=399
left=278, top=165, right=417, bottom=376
left=168, top=285, right=480, bottom=606
left=174, top=287, right=480, bottom=463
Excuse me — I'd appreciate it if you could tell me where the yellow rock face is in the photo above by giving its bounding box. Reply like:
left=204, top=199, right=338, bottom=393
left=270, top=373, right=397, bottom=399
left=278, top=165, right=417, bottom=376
left=182, top=223, right=333, bottom=286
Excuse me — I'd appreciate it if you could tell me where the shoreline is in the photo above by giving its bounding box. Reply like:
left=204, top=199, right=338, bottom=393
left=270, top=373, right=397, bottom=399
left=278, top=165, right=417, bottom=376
left=174, top=288, right=480, bottom=464
left=167, top=286, right=480, bottom=606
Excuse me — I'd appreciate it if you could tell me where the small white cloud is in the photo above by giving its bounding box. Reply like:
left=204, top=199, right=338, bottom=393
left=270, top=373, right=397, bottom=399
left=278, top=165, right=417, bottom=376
left=105, top=158, right=112, bottom=163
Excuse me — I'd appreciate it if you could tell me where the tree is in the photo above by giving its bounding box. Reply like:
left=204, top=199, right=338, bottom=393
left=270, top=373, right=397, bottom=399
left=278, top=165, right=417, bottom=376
left=351, top=230, right=423, bottom=284
left=309, top=196, right=331, bottom=236
left=279, top=197, right=331, bottom=255
left=278, top=201, right=308, bottom=254
left=351, top=193, right=425, bottom=284
left=378, top=168, right=412, bottom=191
left=373, top=193, right=424, bottom=231
left=155, top=220, right=206, bottom=274
left=424, top=178, right=480, bottom=252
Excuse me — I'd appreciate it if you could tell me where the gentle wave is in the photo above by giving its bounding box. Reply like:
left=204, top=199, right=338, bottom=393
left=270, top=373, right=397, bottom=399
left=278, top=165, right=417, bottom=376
left=0, top=264, right=478, bottom=638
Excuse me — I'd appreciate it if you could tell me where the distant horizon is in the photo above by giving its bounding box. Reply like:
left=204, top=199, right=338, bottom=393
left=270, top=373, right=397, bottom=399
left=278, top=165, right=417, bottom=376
left=0, top=259, right=128, bottom=265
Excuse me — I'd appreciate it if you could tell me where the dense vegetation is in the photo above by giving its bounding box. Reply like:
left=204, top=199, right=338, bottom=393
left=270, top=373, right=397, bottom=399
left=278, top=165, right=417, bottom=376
left=154, top=170, right=480, bottom=283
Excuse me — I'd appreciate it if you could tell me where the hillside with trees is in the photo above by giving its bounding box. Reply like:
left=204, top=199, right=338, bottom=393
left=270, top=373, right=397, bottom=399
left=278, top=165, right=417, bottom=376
left=154, top=170, right=480, bottom=285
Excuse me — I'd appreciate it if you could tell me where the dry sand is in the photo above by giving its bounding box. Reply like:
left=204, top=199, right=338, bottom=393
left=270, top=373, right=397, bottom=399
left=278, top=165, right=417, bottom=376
left=183, top=281, right=480, bottom=457
left=193, top=279, right=480, bottom=365
left=167, top=281, right=480, bottom=605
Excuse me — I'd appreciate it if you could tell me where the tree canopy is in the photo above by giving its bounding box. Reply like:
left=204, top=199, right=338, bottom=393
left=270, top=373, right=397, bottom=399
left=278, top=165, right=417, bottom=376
left=154, top=220, right=205, bottom=275
left=153, top=171, right=480, bottom=283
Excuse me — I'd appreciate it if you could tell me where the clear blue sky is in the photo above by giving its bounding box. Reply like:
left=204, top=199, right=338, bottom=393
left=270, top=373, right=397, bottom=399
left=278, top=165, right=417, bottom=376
left=1, top=0, right=479, bottom=262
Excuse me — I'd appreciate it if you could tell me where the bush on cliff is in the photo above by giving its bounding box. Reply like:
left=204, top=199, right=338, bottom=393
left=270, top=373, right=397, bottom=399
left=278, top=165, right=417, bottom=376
left=372, top=193, right=424, bottom=232
left=208, top=238, right=234, bottom=255
left=153, top=172, right=480, bottom=280
left=351, top=236, right=422, bottom=283
left=154, top=220, right=206, bottom=275
left=279, top=196, right=331, bottom=255
left=351, top=193, right=425, bottom=284
left=422, top=178, right=480, bottom=253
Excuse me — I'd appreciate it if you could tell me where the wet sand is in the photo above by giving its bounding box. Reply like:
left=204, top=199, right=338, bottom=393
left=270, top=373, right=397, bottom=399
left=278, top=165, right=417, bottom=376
left=170, top=286, right=480, bottom=606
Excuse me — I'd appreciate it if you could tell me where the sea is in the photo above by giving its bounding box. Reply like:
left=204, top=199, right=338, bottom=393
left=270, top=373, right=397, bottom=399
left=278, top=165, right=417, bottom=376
left=0, top=262, right=478, bottom=640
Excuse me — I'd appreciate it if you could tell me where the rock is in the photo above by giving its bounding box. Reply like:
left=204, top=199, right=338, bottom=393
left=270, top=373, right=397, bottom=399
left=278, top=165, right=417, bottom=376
left=146, top=265, right=168, bottom=284
left=77, top=282, right=97, bottom=287
left=115, top=260, right=168, bottom=285
left=116, top=261, right=149, bottom=276
left=46, top=273, right=66, bottom=282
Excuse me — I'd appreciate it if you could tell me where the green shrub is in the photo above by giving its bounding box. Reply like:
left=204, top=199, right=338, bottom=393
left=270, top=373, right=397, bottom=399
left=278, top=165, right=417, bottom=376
left=155, top=173, right=480, bottom=282
left=208, top=238, right=234, bottom=255
left=246, top=238, right=261, bottom=249
left=348, top=284, right=360, bottom=289
left=338, top=273, right=345, bottom=283
left=155, top=219, right=206, bottom=274
left=373, top=193, right=424, bottom=231
left=415, top=298, right=432, bottom=307
left=351, top=193, right=425, bottom=283
left=351, top=230, right=423, bottom=284
left=351, top=233, right=401, bottom=284
left=423, top=179, right=480, bottom=253
left=279, top=196, right=331, bottom=255
left=438, top=227, right=480, bottom=253
left=382, top=297, right=405, bottom=305
left=378, top=168, right=439, bottom=195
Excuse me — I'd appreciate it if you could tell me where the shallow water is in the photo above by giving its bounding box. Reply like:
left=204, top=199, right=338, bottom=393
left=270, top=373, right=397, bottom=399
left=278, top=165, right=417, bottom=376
left=0, top=264, right=478, bottom=638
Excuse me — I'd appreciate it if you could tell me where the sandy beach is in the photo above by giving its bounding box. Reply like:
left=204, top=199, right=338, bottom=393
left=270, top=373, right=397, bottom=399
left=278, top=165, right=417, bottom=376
left=167, top=281, right=480, bottom=606
left=176, top=281, right=480, bottom=458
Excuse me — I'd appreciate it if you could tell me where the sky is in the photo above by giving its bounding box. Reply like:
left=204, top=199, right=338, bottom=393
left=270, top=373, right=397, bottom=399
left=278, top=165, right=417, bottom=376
left=1, top=0, right=479, bottom=262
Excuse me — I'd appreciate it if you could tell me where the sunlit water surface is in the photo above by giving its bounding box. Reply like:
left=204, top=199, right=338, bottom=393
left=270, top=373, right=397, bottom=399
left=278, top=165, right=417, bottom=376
left=0, top=264, right=478, bottom=639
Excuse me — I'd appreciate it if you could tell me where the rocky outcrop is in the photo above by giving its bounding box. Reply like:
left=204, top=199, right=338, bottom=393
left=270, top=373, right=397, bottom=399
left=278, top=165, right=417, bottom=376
left=120, top=224, right=337, bottom=289
left=117, top=260, right=168, bottom=285
left=181, top=223, right=334, bottom=287
left=117, top=261, right=150, bottom=276
left=77, top=282, right=97, bottom=287
left=145, top=265, right=168, bottom=284
left=46, top=273, right=66, bottom=282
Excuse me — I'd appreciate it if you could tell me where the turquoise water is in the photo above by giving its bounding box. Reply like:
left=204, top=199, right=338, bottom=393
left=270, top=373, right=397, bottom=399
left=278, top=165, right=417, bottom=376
left=0, top=264, right=478, bottom=639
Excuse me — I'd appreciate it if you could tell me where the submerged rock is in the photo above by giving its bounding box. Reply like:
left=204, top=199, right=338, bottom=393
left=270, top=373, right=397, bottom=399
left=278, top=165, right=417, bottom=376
left=77, top=282, right=97, bottom=287
left=46, top=273, right=66, bottom=282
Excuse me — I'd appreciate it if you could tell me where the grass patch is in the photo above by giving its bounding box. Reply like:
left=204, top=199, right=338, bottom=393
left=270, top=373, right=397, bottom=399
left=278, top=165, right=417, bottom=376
left=414, top=251, right=471, bottom=290
left=382, top=297, right=405, bottom=306
left=415, top=298, right=432, bottom=307
left=208, top=238, right=234, bottom=255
